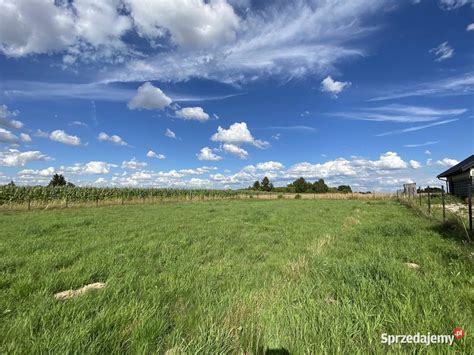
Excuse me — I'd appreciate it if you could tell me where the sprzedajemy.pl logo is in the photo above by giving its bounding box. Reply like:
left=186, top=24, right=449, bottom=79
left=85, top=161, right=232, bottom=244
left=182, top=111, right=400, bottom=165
left=381, top=328, right=465, bottom=346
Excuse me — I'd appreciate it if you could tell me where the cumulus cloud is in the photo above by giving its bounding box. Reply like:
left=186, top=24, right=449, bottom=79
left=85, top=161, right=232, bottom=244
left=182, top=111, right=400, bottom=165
left=125, top=0, right=239, bottom=49
left=49, top=130, right=81, bottom=146
left=82, top=161, right=115, bottom=174
left=20, top=133, right=32, bottom=143
left=122, top=157, right=148, bottom=170
left=256, top=161, right=284, bottom=171
left=409, top=160, right=422, bottom=169
left=0, top=128, right=19, bottom=143
left=430, top=41, right=454, bottom=61
left=467, top=23, right=474, bottom=31
left=128, top=82, right=172, bottom=110
left=437, top=158, right=459, bottom=167
left=321, top=76, right=351, bottom=96
left=0, top=149, right=50, bottom=167
left=211, top=122, right=270, bottom=149
left=0, top=105, right=23, bottom=129
left=222, top=143, right=248, bottom=159
left=146, top=150, right=166, bottom=159
left=165, top=128, right=176, bottom=139
left=175, top=107, right=210, bottom=122
left=97, top=132, right=129, bottom=146
left=197, top=147, right=222, bottom=161
left=0, top=0, right=131, bottom=60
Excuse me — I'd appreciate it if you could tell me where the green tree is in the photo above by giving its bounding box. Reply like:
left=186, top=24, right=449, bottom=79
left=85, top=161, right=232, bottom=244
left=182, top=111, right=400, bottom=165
left=7, top=180, right=15, bottom=187
left=252, top=180, right=261, bottom=191
left=312, top=179, right=329, bottom=193
left=260, top=176, right=273, bottom=192
left=291, top=177, right=310, bottom=193
left=48, top=174, right=67, bottom=187
left=337, top=185, right=352, bottom=193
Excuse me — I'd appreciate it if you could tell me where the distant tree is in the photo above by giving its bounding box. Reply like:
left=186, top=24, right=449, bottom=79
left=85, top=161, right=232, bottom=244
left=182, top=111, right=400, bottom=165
left=261, top=176, right=272, bottom=192
left=48, top=174, right=67, bottom=187
left=7, top=180, right=16, bottom=187
left=337, top=185, right=352, bottom=193
left=312, top=179, right=329, bottom=193
left=66, top=181, right=76, bottom=188
left=291, top=177, right=310, bottom=193
left=253, top=180, right=261, bottom=191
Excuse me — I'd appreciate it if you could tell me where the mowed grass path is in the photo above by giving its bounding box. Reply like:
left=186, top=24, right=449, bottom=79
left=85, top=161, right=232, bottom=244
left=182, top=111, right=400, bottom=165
left=0, top=200, right=472, bottom=353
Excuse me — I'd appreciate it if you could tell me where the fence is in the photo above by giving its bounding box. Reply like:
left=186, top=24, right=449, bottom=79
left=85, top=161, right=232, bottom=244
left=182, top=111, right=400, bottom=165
left=398, top=185, right=472, bottom=236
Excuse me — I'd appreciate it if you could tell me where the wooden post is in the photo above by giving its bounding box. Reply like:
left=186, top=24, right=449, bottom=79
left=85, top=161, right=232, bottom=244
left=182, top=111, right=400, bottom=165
left=441, top=185, right=446, bottom=222
left=427, top=186, right=431, bottom=215
left=469, top=175, right=472, bottom=232
left=96, top=198, right=99, bottom=207
left=65, top=197, right=68, bottom=208
left=28, top=198, right=31, bottom=211
left=419, top=193, right=422, bottom=206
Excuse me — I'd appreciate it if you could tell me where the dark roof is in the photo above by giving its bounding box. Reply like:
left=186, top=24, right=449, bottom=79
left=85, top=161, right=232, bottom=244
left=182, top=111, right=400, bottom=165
left=437, top=155, right=474, bottom=178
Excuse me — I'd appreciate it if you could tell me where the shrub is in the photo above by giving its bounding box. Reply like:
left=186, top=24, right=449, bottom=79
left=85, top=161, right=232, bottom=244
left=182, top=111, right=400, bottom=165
left=278, top=194, right=284, bottom=199
left=295, top=194, right=302, bottom=200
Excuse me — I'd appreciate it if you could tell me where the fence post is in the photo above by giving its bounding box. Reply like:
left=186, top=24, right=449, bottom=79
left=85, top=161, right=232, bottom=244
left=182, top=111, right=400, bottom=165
left=427, top=186, right=431, bottom=215
left=469, top=175, right=472, bottom=232
left=28, top=198, right=31, bottom=211
left=419, top=193, right=422, bottom=206
left=96, top=198, right=99, bottom=207
left=441, top=185, right=446, bottom=222
left=65, top=197, right=68, bottom=208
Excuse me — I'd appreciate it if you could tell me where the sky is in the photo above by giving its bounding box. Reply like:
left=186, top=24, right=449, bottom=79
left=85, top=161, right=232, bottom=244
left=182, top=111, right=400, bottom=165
left=0, top=0, right=473, bottom=191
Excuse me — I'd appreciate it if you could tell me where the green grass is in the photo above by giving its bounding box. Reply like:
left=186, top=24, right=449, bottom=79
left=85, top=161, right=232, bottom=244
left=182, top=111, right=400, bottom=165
left=1, top=200, right=472, bottom=353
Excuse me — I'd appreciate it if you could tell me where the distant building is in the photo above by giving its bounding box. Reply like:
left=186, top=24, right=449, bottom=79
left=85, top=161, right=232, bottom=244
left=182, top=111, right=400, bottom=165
left=437, top=155, right=474, bottom=198
left=403, top=183, right=417, bottom=197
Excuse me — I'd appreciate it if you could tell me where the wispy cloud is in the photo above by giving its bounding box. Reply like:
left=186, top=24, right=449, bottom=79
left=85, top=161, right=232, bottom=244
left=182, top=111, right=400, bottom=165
left=2, top=81, right=242, bottom=103
left=369, top=72, right=474, bottom=101
left=403, top=141, right=440, bottom=148
left=429, top=41, right=454, bottom=61
left=376, top=119, right=459, bottom=136
left=335, top=104, right=467, bottom=123
left=263, top=126, right=317, bottom=132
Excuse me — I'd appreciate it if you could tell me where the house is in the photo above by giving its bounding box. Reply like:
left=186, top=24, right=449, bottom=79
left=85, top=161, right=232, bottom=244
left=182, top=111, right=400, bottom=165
left=437, top=155, right=474, bottom=198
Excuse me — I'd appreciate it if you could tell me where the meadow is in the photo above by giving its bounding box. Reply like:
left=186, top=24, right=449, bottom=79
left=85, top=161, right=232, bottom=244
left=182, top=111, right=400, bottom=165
left=0, top=199, right=472, bottom=353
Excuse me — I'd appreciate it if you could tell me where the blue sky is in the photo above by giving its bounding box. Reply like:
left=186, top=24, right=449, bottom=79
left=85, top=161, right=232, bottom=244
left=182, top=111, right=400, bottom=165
left=0, top=0, right=473, bottom=190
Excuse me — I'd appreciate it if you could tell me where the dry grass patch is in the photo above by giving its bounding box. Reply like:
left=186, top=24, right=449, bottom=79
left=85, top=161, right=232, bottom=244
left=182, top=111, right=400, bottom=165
left=54, top=282, right=106, bottom=300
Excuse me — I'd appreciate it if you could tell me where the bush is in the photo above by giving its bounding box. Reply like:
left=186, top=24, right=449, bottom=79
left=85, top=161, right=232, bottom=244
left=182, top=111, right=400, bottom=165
left=277, top=194, right=284, bottom=199
left=294, top=194, right=302, bottom=200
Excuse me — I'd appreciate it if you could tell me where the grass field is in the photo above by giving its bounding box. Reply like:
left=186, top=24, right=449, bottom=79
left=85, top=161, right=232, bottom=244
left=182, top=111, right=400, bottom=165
left=1, top=199, right=472, bottom=353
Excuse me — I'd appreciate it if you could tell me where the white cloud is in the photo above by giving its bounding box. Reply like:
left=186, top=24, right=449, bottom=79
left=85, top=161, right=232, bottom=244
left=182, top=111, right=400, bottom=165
left=0, top=149, right=50, bottom=167
left=197, top=147, right=222, bottom=161
left=321, top=76, right=351, bottom=96
left=0, top=0, right=131, bottom=60
left=82, top=161, right=115, bottom=174
left=286, top=159, right=357, bottom=179
left=20, top=133, right=32, bottom=143
left=0, top=128, right=19, bottom=143
left=430, top=41, right=454, bottom=61
left=403, top=141, right=439, bottom=148
left=128, top=82, right=172, bottom=110
left=125, top=0, right=239, bottom=49
left=409, top=160, right=421, bottom=169
left=376, top=119, right=458, bottom=136
left=97, top=132, right=129, bottom=146
left=222, top=143, right=248, bottom=159
left=146, top=150, right=166, bottom=159
left=438, top=0, right=474, bottom=10
left=49, top=130, right=81, bottom=146
left=352, top=152, right=408, bottom=170
left=211, top=122, right=269, bottom=149
left=437, top=158, right=459, bottom=167
left=467, top=23, right=474, bottom=31
left=122, top=157, right=148, bottom=170
left=70, top=121, right=88, bottom=127
left=106, top=1, right=389, bottom=84
left=256, top=161, right=284, bottom=171
left=175, top=107, right=210, bottom=122
left=18, top=167, right=56, bottom=177
left=165, top=128, right=176, bottom=139
left=425, top=150, right=432, bottom=155
left=0, top=105, right=23, bottom=129
left=339, top=104, right=467, bottom=123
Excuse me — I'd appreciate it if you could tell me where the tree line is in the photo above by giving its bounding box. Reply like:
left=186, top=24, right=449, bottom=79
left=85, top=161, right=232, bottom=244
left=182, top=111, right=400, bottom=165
left=249, top=176, right=352, bottom=194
